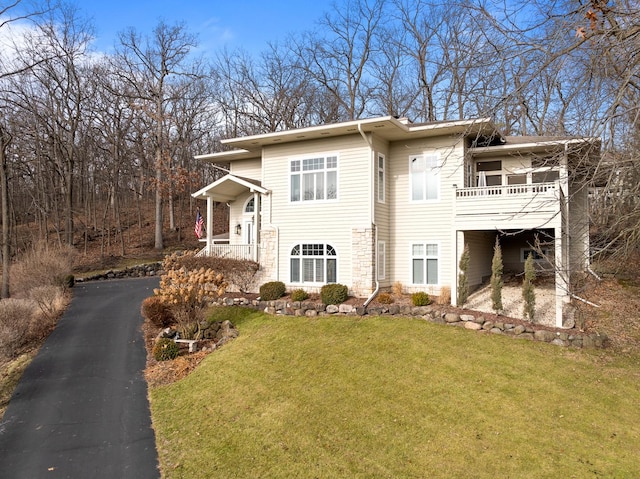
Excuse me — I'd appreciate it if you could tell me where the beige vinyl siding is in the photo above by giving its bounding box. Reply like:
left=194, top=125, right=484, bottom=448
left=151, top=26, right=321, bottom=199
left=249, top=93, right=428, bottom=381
left=463, top=231, right=495, bottom=289
left=373, top=137, right=391, bottom=287
left=388, top=136, right=465, bottom=294
left=230, top=158, right=263, bottom=181
left=261, top=134, right=373, bottom=290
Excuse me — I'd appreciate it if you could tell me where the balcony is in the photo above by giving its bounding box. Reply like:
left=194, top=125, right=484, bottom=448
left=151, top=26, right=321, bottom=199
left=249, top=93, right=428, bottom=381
left=454, top=182, right=562, bottom=229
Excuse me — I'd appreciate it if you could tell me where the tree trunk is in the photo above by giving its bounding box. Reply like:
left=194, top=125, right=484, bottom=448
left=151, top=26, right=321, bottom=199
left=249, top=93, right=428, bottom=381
left=154, top=146, right=163, bottom=250
left=0, top=127, right=11, bottom=298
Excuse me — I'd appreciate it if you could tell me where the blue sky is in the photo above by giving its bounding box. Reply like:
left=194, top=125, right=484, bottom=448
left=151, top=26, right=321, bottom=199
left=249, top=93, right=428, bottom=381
left=80, top=0, right=332, bottom=55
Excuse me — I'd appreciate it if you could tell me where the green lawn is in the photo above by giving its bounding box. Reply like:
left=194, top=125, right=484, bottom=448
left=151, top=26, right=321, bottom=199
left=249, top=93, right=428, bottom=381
left=150, top=307, right=640, bottom=478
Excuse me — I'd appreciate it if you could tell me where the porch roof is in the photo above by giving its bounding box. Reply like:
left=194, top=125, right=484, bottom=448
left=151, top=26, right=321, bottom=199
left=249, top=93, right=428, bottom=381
left=191, top=174, right=268, bottom=202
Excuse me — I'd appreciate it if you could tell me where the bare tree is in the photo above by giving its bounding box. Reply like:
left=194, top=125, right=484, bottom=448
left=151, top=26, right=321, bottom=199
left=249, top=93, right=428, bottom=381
left=113, top=20, right=199, bottom=250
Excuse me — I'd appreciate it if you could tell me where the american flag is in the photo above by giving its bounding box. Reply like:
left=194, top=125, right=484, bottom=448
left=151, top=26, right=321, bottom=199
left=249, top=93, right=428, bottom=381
left=194, top=209, right=204, bottom=239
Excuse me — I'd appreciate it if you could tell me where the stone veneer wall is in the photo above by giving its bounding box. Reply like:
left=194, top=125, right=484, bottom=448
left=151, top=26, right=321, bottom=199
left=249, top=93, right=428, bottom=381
left=214, top=296, right=609, bottom=349
left=351, top=227, right=375, bottom=298
left=255, top=227, right=277, bottom=288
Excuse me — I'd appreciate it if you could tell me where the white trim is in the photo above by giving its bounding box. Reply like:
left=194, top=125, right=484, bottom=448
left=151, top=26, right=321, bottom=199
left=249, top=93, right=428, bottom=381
left=377, top=152, right=386, bottom=204
left=288, top=242, right=339, bottom=286
left=409, top=241, right=441, bottom=286
left=409, top=153, right=440, bottom=203
left=288, top=152, right=340, bottom=204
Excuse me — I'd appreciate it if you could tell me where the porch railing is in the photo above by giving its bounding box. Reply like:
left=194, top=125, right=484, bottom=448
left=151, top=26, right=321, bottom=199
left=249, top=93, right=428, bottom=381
left=196, top=244, right=255, bottom=261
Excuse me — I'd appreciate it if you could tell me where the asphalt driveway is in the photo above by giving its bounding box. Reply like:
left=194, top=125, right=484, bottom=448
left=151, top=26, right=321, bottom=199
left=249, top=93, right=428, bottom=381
left=0, top=277, right=160, bottom=479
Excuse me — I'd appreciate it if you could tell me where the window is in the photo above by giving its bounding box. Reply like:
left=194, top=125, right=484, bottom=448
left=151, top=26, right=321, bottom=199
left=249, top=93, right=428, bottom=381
left=507, top=174, right=527, bottom=185
left=290, top=243, right=337, bottom=284
left=532, top=170, right=559, bottom=183
left=377, top=241, right=386, bottom=280
left=410, top=155, right=439, bottom=201
left=290, top=155, right=338, bottom=202
left=244, top=197, right=255, bottom=213
left=521, top=248, right=550, bottom=262
left=377, top=153, right=385, bottom=203
left=412, top=243, right=438, bottom=285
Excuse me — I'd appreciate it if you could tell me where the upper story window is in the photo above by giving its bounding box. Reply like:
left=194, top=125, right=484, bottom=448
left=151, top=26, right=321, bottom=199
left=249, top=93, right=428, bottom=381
left=377, top=153, right=385, bottom=203
left=410, top=154, right=440, bottom=201
left=290, top=243, right=337, bottom=284
left=290, top=155, right=338, bottom=202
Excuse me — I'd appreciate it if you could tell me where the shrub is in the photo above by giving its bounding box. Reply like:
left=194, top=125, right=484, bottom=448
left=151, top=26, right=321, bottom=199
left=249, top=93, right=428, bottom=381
left=165, top=251, right=259, bottom=293
left=291, top=289, right=309, bottom=302
left=437, top=286, right=451, bottom=305
left=457, top=245, right=470, bottom=306
left=63, top=274, right=75, bottom=288
left=28, top=285, right=67, bottom=320
left=0, top=299, right=37, bottom=360
left=392, top=282, right=404, bottom=296
left=320, top=284, right=349, bottom=305
left=10, top=242, right=76, bottom=296
left=522, top=253, right=537, bottom=321
left=411, top=291, right=431, bottom=306
left=490, top=237, right=503, bottom=313
left=377, top=292, right=394, bottom=304
left=259, top=281, right=286, bottom=301
left=141, top=296, right=174, bottom=328
left=153, top=338, right=180, bottom=361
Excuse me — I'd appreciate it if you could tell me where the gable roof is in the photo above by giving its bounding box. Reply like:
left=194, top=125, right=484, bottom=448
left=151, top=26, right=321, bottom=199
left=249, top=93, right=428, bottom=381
left=191, top=174, right=268, bottom=202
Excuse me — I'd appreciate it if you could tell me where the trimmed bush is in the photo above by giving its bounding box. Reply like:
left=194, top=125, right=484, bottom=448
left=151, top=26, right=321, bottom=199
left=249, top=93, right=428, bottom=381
left=153, top=338, right=180, bottom=361
left=411, top=291, right=431, bottom=306
left=259, top=281, right=286, bottom=301
left=141, top=296, right=174, bottom=328
left=377, top=292, right=394, bottom=304
left=320, top=284, right=349, bottom=305
left=291, top=289, right=309, bottom=302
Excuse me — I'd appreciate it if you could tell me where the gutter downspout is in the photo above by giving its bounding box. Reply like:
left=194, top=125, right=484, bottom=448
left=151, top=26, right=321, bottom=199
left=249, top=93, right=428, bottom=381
left=358, top=123, right=380, bottom=309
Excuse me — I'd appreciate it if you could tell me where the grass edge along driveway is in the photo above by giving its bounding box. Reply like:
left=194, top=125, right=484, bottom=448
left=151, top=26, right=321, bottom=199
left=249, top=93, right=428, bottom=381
left=150, top=307, right=640, bottom=479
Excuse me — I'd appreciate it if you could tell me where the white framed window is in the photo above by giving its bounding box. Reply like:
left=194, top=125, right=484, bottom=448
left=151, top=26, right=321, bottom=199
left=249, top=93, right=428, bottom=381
left=411, top=242, right=439, bottom=285
left=377, top=241, right=386, bottom=280
left=410, top=154, right=440, bottom=201
left=290, top=155, right=338, bottom=202
left=377, top=153, right=385, bottom=203
left=290, top=243, right=337, bottom=284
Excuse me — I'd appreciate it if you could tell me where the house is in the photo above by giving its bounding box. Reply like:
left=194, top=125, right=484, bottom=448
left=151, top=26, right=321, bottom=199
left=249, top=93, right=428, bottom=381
left=192, top=116, right=600, bottom=328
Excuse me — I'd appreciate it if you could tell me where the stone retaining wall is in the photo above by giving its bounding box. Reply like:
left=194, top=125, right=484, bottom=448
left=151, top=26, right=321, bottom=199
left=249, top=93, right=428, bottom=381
left=76, top=263, right=163, bottom=282
left=214, top=296, right=608, bottom=349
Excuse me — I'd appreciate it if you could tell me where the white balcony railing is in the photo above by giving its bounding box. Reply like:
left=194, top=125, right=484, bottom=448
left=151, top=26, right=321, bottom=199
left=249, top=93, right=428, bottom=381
left=196, top=243, right=255, bottom=261
left=456, top=182, right=557, bottom=198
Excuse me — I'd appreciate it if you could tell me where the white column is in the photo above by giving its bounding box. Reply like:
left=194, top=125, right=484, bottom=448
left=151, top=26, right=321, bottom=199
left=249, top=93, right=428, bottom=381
left=554, top=226, right=568, bottom=328
left=253, top=191, right=260, bottom=262
left=206, top=195, right=213, bottom=255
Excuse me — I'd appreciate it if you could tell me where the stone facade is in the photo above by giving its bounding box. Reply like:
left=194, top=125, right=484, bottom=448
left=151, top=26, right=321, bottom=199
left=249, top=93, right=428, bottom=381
left=351, top=227, right=375, bottom=297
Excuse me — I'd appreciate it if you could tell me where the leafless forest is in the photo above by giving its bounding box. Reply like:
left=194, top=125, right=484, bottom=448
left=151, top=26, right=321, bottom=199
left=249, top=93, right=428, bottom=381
left=1, top=0, right=638, bottom=298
